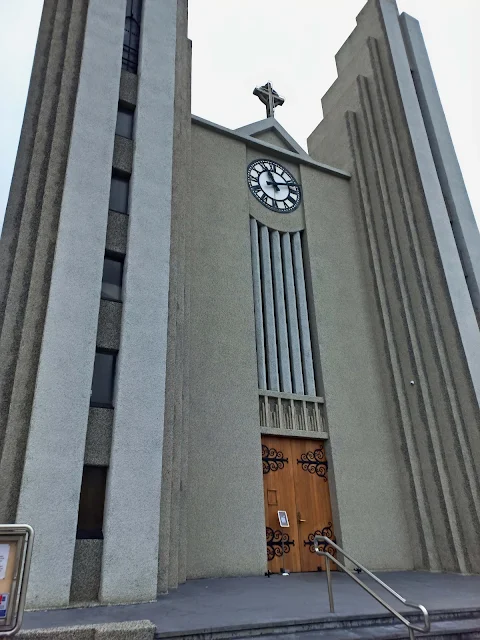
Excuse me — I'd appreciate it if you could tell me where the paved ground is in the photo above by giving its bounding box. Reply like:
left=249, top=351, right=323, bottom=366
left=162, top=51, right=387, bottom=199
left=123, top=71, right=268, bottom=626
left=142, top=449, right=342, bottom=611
left=22, top=572, right=480, bottom=634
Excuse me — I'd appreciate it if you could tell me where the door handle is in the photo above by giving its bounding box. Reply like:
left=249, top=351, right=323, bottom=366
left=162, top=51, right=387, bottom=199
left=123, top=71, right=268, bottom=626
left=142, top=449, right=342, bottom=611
left=297, top=511, right=306, bottom=523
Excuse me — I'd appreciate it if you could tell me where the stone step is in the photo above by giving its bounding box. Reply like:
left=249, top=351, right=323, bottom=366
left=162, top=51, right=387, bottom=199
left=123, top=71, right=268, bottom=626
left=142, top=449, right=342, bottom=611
left=234, top=618, right=480, bottom=639
left=154, top=608, right=480, bottom=640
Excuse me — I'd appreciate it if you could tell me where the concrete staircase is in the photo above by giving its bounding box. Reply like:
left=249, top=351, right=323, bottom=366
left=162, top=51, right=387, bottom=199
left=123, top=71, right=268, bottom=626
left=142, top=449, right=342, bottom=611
left=154, top=608, right=480, bottom=640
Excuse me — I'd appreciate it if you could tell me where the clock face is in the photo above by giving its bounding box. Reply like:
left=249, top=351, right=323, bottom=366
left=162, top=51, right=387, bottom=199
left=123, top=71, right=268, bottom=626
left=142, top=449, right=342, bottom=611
left=247, top=159, right=301, bottom=213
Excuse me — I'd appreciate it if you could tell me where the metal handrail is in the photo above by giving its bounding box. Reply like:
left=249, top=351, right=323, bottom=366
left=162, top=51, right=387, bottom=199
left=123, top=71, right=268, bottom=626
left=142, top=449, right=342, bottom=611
left=314, top=535, right=430, bottom=640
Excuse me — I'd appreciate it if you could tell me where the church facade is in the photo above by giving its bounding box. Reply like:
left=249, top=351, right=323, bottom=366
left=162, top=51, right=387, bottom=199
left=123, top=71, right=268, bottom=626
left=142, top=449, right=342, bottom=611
left=1, top=0, right=480, bottom=610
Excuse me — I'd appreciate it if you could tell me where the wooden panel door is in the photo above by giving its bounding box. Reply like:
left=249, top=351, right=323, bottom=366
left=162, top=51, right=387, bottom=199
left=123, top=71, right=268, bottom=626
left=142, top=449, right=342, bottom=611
left=291, top=438, right=336, bottom=572
left=262, top=436, right=301, bottom=573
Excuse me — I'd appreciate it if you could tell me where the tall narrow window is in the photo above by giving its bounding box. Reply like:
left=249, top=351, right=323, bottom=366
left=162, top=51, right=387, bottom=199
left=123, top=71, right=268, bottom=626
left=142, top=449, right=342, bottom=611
left=101, top=254, right=124, bottom=302
left=109, top=172, right=130, bottom=214
left=76, top=466, right=107, bottom=540
left=116, top=104, right=135, bottom=139
left=123, top=0, right=142, bottom=74
left=90, top=350, right=117, bottom=408
left=250, top=221, right=317, bottom=395
left=251, top=221, right=325, bottom=434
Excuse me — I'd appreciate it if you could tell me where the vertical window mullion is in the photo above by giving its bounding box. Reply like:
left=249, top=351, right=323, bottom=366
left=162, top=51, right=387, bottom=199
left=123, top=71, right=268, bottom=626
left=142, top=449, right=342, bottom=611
left=292, top=232, right=316, bottom=396
left=271, top=230, right=292, bottom=393
left=260, top=226, right=279, bottom=391
left=282, top=232, right=304, bottom=394
left=250, top=219, right=267, bottom=390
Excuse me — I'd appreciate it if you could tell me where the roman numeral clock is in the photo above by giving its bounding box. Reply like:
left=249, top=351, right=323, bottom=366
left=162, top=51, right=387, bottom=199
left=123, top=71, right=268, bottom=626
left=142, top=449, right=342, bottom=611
left=247, top=159, right=302, bottom=213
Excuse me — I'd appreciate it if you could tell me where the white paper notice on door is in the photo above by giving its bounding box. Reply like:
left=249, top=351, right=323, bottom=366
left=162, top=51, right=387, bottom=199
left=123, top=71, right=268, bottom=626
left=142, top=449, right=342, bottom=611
left=0, top=545, right=10, bottom=580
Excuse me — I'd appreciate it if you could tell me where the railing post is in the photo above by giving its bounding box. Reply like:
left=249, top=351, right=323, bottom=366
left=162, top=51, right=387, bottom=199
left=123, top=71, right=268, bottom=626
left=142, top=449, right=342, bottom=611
left=325, top=556, right=335, bottom=613
left=408, top=628, right=415, bottom=640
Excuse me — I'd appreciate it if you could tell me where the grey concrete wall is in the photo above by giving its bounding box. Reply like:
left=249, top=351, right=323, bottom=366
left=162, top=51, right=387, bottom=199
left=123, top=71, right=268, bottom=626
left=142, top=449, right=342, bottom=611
left=84, top=409, right=113, bottom=467
left=119, top=69, right=138, bottom=108
left=96, top=300, right=122, bottom=351
left=106, top=211, right=128, bottom=256
left=301, top=166, right=412, bottom=570
left=251, top=129, right=293, bottom=152
left=400, top=14, right=480, bottom=323
left=0, top=0, right=86, bottom=522
left=307, top=0, right=480, bottom=573
left=16, top=0, right=126, bottom=609
left=0, top=0, right=56, bottom=335
left=100, top=0, right=178, bottom=604
left=158, top=0, right=192, bottom=594
left=187, top=124, right=266, bottom=579
left=113, top=136, right=133, bottom=175
left=69, top=540, right=103, bottom=604
left=378, top=0, right=480, bottom=443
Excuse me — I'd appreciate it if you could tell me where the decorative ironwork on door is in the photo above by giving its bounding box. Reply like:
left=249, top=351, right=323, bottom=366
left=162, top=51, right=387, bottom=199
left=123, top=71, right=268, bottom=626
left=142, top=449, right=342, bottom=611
left=296, top=446, right=328, bottom=480
left=266, top=527, right=295, bottom=561
left=303, top=522, right=336, bottom=555
left=262, top=444, right=288, bottom=474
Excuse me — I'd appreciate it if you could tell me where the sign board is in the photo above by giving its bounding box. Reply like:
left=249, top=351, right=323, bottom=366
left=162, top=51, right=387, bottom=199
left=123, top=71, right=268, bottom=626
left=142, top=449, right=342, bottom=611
left=0, top=525, right=34, bottom=637
left=277, top=510, right=289, bottom=528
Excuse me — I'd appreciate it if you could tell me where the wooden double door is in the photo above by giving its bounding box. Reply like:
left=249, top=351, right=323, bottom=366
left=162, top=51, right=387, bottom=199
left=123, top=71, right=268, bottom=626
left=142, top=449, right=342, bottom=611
left=262, top=435, right=336, bottom=573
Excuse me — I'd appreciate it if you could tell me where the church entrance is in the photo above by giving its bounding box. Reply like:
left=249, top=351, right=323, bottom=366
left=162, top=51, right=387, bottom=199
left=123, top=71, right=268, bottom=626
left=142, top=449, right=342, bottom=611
left=262, top=435, right=336, bottom=573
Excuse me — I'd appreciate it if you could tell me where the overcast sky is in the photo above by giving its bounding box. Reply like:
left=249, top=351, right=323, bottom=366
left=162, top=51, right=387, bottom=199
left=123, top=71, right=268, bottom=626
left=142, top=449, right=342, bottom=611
left=0, top=0, right=478, bottom=233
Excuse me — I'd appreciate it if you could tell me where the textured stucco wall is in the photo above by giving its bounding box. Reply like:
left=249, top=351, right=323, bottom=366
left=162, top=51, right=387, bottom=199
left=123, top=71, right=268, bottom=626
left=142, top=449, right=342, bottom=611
left=187, top=124, right=266, bottom=578
left=69, top=540, right=103, bottom=604
left=100, top=0, right=178, bottom=604
left=400, top=14, right=480, bottom=323
left=0, top=0, right=87, bottom=524
left=16, top=0, right=126, bottom=609
left=302, top=166, right=412, bottom=570
left=251, top=129, right=293, bottom=152
left=157, top=0, right=191, bottom=594
left=307, top=0, right=480, bottom=573
left=105, top=211, right=128, bottom=256
left=84, top=409, right=113, bottom=467
left=0, top=2, right=54, bottom=334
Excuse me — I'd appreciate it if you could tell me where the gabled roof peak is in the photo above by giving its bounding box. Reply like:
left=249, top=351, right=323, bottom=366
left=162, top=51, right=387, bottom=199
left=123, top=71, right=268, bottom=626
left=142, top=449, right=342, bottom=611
left=235, top=117, right=310, bottom=160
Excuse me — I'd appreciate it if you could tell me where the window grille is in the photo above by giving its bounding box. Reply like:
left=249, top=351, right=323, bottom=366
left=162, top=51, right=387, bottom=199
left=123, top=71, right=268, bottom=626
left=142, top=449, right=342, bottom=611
left=250, top=220, right=316, bottom=395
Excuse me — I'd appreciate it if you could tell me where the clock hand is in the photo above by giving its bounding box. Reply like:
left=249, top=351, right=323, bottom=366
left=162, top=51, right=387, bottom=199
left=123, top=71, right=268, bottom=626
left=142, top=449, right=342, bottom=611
left=266, top=170, right=280, bottom=192
left=266, top=180, right=297, bottom=192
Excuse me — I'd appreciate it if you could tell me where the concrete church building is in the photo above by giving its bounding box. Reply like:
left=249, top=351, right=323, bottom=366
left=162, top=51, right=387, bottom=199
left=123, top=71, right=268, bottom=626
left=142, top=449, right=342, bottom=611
left=1, top=0, right=479, bottom=611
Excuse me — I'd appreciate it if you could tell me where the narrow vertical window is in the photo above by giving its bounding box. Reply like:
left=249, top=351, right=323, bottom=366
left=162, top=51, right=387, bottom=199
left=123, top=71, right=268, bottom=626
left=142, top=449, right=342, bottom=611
left=116, top=104, right=135, bottom=140
left=123, top=0, right=143, bottom=74
left=76, top=466, right=107, bottom=540
left=101, top=254, right=124, bottom=302
left=90, top=350, right=117, bottom=408
left=109, top=172, right=130, bottom=214
left=250, top=222, right=317, bottom=395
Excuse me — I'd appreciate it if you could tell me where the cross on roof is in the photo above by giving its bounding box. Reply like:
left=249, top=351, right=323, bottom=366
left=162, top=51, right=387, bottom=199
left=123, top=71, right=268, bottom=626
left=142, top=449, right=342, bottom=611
left=253, top=82, right=285, bottom=118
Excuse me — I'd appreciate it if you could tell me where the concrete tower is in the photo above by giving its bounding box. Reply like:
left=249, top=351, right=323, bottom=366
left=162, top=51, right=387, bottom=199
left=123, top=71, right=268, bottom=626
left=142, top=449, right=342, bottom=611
left=0, top=0, right=190, bottom=608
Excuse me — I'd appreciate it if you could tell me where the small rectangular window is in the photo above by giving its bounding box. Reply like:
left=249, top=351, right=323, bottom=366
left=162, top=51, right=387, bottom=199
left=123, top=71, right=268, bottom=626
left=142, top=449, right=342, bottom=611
left=101, top=255, right=123, bottom=302
left=123, top=0, right=142, bottom=73
left=76, top=465, right=107, bottom=540
left=109, top=173, right=129, bottom=214
left=116, top=105, right=134, bottom=139
left=91, top=350, right=116, bottom=408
